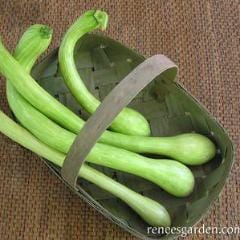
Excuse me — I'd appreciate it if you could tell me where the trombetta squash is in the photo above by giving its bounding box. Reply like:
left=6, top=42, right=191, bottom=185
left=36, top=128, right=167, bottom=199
left=0, top=28, right=215, bottom=166
left=0, top=110, right=171, bottom=227
left=0, top=10, right=218, bottom=229
left=8, top=86, right=195, bottom=197
left=1, top=29, right=194, bottom=197
left=59, top=10, right=151, bottom=136
left=1, top=24, right=171, bottom=227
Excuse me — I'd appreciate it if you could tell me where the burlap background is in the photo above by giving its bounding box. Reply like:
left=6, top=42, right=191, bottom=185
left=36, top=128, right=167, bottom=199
left=0, top=0, right=239, bottom=239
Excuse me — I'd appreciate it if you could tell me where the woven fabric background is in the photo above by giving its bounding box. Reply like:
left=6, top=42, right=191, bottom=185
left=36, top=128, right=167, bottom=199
left=0, top=0, right=239, bottom=239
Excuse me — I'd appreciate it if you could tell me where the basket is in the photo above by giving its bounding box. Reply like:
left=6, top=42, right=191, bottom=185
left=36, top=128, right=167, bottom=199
left=31, top=34, right=234, bottom=239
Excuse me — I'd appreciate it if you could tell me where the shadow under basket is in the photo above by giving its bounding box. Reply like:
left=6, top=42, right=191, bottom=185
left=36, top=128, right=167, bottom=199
left=31, top=34, right=234, bottom=239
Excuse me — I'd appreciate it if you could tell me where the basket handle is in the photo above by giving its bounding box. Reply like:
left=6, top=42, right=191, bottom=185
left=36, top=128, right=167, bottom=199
left=61, top=54, right=178, bottom=189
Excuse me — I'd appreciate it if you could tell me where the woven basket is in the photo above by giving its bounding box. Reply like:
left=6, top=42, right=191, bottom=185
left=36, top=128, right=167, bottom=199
left=31, top=34, right=234, bottom=239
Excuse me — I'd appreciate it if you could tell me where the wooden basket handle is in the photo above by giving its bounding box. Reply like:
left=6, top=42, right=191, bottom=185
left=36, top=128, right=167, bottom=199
left=61, top=54, right=178, bottom=189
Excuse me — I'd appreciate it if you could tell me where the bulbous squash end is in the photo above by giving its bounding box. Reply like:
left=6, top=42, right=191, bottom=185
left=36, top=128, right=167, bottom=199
left=171, top=133, right=216, bottom=165
left=140, top=196, right=172, bottom=227
left=110, top=107, right=151, bottom=136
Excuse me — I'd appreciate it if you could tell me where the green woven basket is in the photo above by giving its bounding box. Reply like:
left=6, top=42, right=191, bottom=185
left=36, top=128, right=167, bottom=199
left=31, top=33, right=234, bottom=239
